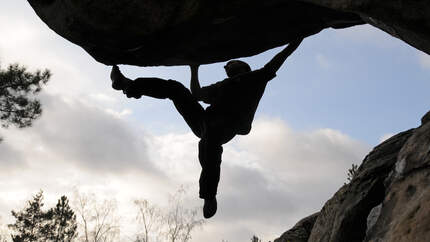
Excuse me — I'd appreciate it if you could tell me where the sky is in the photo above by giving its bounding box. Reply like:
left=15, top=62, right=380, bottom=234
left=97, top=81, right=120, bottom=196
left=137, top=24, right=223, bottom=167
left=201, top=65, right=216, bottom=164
left=1, top=1, right=429, bottom=242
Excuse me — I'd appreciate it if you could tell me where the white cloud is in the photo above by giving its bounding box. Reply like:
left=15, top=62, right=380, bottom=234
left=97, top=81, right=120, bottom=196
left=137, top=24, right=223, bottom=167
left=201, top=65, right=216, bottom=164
left=27, top=93, right=158, bottom=174
left=234, top=119, right=368, bottom=182
left=89, top=93, right=118, bottom=103
left=193, top=118, right=370, bottom=241
left=105, top=108, right=133, bottom=118
left=0, top=138, right=26, bottom=168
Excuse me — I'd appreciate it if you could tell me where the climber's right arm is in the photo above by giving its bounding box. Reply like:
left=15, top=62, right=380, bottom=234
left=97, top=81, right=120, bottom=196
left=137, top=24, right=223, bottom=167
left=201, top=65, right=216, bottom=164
left=263, top=38, right=303, bottom=75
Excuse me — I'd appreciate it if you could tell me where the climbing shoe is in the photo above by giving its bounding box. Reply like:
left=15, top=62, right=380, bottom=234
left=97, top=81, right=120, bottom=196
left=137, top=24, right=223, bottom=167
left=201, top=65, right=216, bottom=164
left=111, top=65, right=131, bottom=91
left=203, top=198, right=217, bottom=219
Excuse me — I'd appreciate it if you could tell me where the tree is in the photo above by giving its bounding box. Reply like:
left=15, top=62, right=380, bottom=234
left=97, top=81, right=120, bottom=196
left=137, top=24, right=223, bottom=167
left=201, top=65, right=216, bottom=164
left=133, top=187, right=205, bottom=242
left=73, top=191, right=120, bottom=242
left=0, top=63, right=50, bottom=140
left=164, top=188, right=203, bottom=242
left=8, top=191, right=50, bottom=242
left=46, top=196, right=78, bottom=242
left=251, top=235, right=262, bottom=242
left=9, top=191, right=78, bottom=242
left=134, top=199, right=162, bottom=242
left=0, top=217, right=11, bottom=242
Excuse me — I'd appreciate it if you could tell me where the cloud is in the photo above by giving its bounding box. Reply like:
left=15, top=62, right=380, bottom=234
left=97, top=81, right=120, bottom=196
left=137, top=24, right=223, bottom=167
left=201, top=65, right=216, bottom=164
left=233, top=119, right=368, bottom=181
left=31, top=93, right=159, bottom=173
left=191, top=118, right=370, bottom=241
left=0, top=91, right=172, bottom=227
left=148, top=132, right=200, bottom=183
left=0, top=139, right=26, bottom=168
left=1, top=93, right=160, bottom=177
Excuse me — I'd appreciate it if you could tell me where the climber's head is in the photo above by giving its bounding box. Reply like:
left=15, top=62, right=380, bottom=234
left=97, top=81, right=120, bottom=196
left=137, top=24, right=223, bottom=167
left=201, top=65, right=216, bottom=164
left=224, top=60, right=251, bottom=78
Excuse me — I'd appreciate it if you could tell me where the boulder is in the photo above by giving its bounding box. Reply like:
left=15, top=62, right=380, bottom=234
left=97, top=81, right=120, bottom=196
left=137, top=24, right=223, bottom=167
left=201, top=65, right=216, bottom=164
left=274, top=212, right=319, bottom=242
left=364, top=116, right=430, bottom=242
left=299, top=0, right=430, bottom=55
left=27, top=0, right=430, bottom=67
left=27, top=0, right=363, bottom=66
left=307, top=129, right=414, bottom=242
left=275, top=110, right=430, bottom=242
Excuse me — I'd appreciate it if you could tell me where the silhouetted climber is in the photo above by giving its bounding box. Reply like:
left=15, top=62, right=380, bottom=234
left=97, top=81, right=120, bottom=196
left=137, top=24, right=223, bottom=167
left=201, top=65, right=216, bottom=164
left=110, top=39, right=303, bottom=218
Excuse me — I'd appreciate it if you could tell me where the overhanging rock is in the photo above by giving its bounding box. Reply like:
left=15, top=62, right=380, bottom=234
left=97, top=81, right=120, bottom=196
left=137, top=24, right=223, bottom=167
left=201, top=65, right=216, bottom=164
left=27, top=0, right=429, bottom=67
left=27, top=0, right=363, bottom=66
left=299, top=0, right=430, bottom=56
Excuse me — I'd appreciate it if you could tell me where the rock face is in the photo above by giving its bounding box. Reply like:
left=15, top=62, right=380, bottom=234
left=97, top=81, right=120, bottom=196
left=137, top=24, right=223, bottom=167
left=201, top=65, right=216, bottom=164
left=274, top=111, right=430, bottom=242
left=364, top=116, right=430, bottom=242
left=274, top=213, right=319, bottom=242
left=27, top=0, right=430, bottom=67
left=300, top=0, right=430, bottom=56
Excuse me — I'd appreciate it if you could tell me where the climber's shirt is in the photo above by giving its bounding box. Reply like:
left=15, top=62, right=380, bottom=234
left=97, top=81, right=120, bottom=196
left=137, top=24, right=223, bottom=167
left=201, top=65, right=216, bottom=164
left=201, top=67, right=276, bottom=135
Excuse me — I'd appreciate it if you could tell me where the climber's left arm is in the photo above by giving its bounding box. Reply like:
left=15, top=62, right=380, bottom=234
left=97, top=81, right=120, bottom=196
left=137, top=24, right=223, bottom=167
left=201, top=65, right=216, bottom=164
left=190, top=65, right=211, bottom=103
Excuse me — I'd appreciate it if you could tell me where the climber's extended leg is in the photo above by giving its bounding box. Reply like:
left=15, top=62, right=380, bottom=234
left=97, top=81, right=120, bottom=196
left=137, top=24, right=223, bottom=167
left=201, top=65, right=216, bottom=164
left=110, top=66, right=205, bottom=137
left=198, top=138, right=223, bottom=200
left=198, top=137, right=222, bottom=218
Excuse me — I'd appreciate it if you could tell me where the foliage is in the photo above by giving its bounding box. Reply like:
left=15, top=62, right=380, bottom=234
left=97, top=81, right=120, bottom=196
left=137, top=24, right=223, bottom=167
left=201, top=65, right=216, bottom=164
left=46, top=196, right=78, bottom=242
left=251, top=235, right=262, bottom=242
left=134, top=187, right=205, bottom=242
left=0, top=63, right=50, bottom=129
left=8, top=188, right=204, bottom=242
left=8, top=191, right=77, bottom=242
left=134, top=199, right=162, bottom=242
left=164, top=187, right=204, bottom=242
left=73, top=190, right=120, bottom=242
left=346, top=163, right=359, bottom=184
left=8, top=191, right=50, bottom=242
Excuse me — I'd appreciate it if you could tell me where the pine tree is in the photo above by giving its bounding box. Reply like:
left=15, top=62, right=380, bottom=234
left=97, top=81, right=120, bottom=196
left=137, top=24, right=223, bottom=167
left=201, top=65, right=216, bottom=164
left=47, top=196, right=78, bottom=242
left=251, top=235, right=261, bottom=242
left=9, top=191, right=50, bottom=242
left=0, top=63, right=50, bottom=140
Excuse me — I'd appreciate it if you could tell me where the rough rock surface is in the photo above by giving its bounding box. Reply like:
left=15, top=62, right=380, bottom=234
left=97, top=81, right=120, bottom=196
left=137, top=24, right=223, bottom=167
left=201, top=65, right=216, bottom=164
left=27, top=0, right=363, bottom=66
left=307, top=129, right=414, bottom=242
left=364, top=116, right=430, bottom=242
left=27, top=0, right=430, bottom=67
left=274, top=110, right=430, bottom=242
left=274, top=213, right=319, bottom=242
left=300, top=0, right=430, bottom=55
